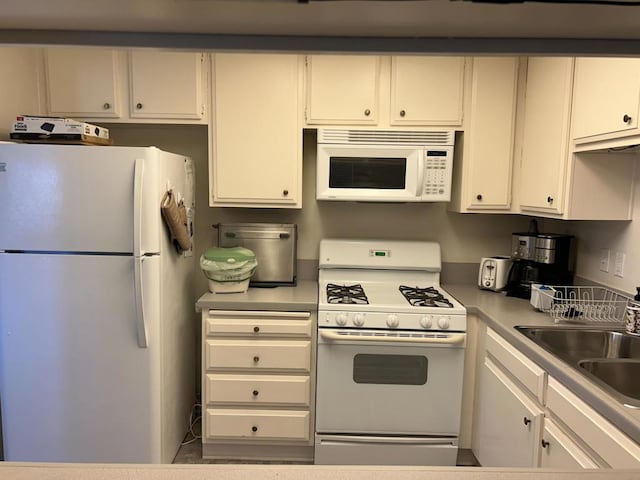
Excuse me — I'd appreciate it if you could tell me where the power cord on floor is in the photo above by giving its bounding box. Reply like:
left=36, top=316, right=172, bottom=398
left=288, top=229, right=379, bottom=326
left=181, top=402, right=202, bottom=446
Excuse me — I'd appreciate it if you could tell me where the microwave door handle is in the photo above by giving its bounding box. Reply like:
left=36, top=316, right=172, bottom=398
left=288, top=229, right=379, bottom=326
left=417, top=153, right=426, bottom=197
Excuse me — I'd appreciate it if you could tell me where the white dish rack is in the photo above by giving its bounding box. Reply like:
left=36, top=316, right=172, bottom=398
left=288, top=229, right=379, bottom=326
left=533, top=286, right=637, bottom=325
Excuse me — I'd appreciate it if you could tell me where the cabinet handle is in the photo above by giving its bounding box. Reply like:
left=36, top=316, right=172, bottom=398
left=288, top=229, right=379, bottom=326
left=364, top=109, right=371, bottom=116
left=476, top=194, right=483, bottom=201
left=251, top=426, right=258, bottom=433
left=523, top=417, right=531, bottom=426
left=547, top=196, right=554, bottom=204
left=541, top=439, right=550, bottom=449
left=103, top=102, right=111, bottom=110
left=253, top=326, right=260, bottom=333
left=623, top=114, right=633, bottom=124
left=136, top=102, right=143, bottom=110
left=253, top=356, right=260, bottom=363
left=252, top=390, right=259, bottom=396
left=283, top=189, right=289, bottom=197
left=400, top=109, right=406, bottom=117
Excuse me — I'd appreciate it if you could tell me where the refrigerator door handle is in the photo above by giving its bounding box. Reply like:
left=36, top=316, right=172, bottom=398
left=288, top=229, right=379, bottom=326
left=134, top=256, right=149, bottom=348
left=133, top=158, right=144, bottom=257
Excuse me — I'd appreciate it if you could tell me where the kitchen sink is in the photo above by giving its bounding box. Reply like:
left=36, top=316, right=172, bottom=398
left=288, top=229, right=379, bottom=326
left=515, top=326, right=640, bottom=407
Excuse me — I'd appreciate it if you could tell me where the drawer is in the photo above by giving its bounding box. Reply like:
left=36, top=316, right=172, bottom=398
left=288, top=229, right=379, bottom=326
left=205, top=339, right=311, bottom=372
left=486, top=327, right=546, bottom=403
left=205, top=408, right=310, bottom=441
left=547, top=377, right=640, bottom=468
left=205, top=310, right=311, bottom=337
left=206, top=374, right=311, bottom=406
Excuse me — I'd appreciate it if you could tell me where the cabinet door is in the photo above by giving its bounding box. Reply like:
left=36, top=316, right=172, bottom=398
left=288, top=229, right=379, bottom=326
left=540, top=419, right=600, bottom=469
left=473, top=357, right=543, bottom=468
left=572, top=57, right=640, bottom=141
left=0, top=47, right=44, bottom=139
left=45, top=47, right=120, bottom=118
left=465, top=57, right=518, bottom=210
left=519, top=57, right=573, bottom=214
left=211, top=53, right=302, bottom=207
left=390, top=56, right=464, bottom=126
left=305, top=55, right=379, bottom=125
left=129, top=50, right=204, bottom=120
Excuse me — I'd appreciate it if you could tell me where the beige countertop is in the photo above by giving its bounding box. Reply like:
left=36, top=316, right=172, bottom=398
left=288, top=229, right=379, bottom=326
left=3, top=463, right=640, bottom=480
left=444, top=284, right=640, bottom=445
left=196, top=280, right=318, bottom=312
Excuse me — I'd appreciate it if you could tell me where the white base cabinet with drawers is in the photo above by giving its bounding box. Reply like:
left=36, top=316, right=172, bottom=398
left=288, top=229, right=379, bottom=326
left=472, top=326, right=640, bottom=469
left=201, top=309, right=315, bottom=461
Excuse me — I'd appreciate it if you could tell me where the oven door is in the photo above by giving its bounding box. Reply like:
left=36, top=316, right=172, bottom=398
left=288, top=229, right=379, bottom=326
left=316, top=144, right=422, bottom=202
left=315, top=329, right=465, bottom=436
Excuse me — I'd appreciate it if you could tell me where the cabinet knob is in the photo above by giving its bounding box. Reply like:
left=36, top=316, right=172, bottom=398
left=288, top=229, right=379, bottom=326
left=400, top=109, right=406, bottom=117
left=136, top=102, right=143, bottom=110
left=253, top=326, right=260, bottom=333
left=541, top=439, right=550, bottom=449
left=251, top=426, right=258, bottom=433
left=547, top=196, right=554, bottom=204
left=252, top=390, right=259, bottom=396
left=523, top=417, right=531, bottom=426
left=283, top=189, right=289, bottom=197
left=476, top=194, right=483, bottom=201
left=103, top=102, right=111, bottom=110
left=253, top=356, right=260, bottom=363
left=623, top=114, right=633, bottom=124
left=364, top=109, right=371, bottom=116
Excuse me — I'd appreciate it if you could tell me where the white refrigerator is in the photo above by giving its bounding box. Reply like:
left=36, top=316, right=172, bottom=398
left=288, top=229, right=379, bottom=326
left=0, top=143, right=196, bottom=463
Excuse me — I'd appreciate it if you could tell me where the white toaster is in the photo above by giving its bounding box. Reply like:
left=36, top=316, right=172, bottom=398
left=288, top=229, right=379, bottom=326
left=478, top=256, right=513, bottom=291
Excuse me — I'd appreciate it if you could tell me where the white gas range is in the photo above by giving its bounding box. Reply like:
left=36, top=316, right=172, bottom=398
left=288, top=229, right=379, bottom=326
left=314, top=239, right=467, bottom=466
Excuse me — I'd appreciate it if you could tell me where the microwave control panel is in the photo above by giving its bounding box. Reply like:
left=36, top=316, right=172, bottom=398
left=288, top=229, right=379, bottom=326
left=422, top=149, right=452, bottom=201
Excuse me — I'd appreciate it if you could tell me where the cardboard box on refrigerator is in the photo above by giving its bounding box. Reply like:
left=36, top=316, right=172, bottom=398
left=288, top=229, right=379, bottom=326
left=9, top=115, right=111, bottom=145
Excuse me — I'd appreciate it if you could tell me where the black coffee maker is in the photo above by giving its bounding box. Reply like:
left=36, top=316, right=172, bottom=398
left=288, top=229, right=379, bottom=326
left=505, top=221, right=575, bottom=299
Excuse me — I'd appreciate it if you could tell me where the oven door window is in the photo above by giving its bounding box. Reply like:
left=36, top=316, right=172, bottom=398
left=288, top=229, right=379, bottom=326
left=353, top=353, right=427, bottom=385
left=329, top=157, right=407, bottom=189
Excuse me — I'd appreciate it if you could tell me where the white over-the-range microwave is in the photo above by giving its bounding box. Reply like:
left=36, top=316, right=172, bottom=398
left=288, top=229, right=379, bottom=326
left=316, top=128, right=455, bottom=202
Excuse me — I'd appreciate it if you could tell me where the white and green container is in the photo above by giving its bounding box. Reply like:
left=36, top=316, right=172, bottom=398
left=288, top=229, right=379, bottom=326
left=200, top=246, right=257, bottom=293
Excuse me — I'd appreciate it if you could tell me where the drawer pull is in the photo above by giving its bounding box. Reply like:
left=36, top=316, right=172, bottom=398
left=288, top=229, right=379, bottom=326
left=251, top=426, right=258, bottom=433
left=252, top=390, right=259, bottom=396
left=253, top=356, right=260, bottom=363
left=253, top=326, right=260, bottom=333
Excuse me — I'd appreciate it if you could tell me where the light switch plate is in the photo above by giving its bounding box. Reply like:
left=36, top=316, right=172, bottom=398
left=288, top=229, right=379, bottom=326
left=600, top=248, right=610, bottom=273
left=615, top=252, right=626, bottom=278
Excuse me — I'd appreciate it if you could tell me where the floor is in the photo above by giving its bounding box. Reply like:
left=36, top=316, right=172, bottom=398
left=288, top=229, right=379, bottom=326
left=172, top=419, right=480, bottom=466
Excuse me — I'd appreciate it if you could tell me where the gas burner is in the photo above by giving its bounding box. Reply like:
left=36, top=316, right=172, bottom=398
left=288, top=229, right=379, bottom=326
left=399, top=285, right=454, bottom=308
left=326, top=283, right=369, bottom=305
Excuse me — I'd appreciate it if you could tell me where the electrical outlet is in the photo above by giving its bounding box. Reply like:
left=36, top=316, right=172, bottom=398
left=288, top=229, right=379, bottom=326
left=614, top=252, right=626, bottom=278
left=600, top=248, right=610, bottom=273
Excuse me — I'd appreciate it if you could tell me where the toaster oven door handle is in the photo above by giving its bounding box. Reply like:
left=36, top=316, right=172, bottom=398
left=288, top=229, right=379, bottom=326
left=319, top=330, right=466, bottom=345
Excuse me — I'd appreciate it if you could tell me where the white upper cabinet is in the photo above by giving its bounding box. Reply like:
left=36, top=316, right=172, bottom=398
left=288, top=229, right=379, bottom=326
left=44, top=47, right=207, bottom=123
left=519, top=57, right=573, bottom=215
left=305, top=55, right=379, bottom=125
left=305, top=55, right=464, bottom=128
left=390, top=56, right=464, bottom=126
left=572, top=57, right=640, bottom=143
left=45, top=47, right=121, bottom=118
left=0, top=47, right=45, bottom=139
left=210, top=53, right=303, bottom=208
left=449, top=56, right=518, bottom=213
left=129, top=50, right=205, bottom=120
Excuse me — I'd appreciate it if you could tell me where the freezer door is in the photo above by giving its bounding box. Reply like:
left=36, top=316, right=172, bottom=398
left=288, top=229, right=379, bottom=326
left=0, top=144, right=162, bottom=254
left=0, top=252, right=163, bottom=463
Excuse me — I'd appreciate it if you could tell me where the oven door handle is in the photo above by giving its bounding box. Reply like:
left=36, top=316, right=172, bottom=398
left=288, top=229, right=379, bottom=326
left=318, top=435, right=457, bottom=446
left=319, top=330, right=466, bottom=345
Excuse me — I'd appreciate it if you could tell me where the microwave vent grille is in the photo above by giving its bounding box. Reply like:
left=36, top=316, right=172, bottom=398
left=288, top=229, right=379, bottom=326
left=318, top=128, right=454, bottom=145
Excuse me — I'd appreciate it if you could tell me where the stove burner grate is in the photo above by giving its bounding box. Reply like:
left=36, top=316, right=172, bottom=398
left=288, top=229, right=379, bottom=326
left=399, top=285, right=454, bottom=308
left=326, top=283, right=369, bottom=305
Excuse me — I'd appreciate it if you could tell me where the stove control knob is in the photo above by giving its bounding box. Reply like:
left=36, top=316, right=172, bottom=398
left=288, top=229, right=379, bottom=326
left=336, top=313, right=348, bottom=326
left=420, top=315, right=433, bottom=329
left=386, top=314, right=399, bottom=328
left=437, top=316, right=450, bottom=329
left=353, top=314, right=365, bottom=327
